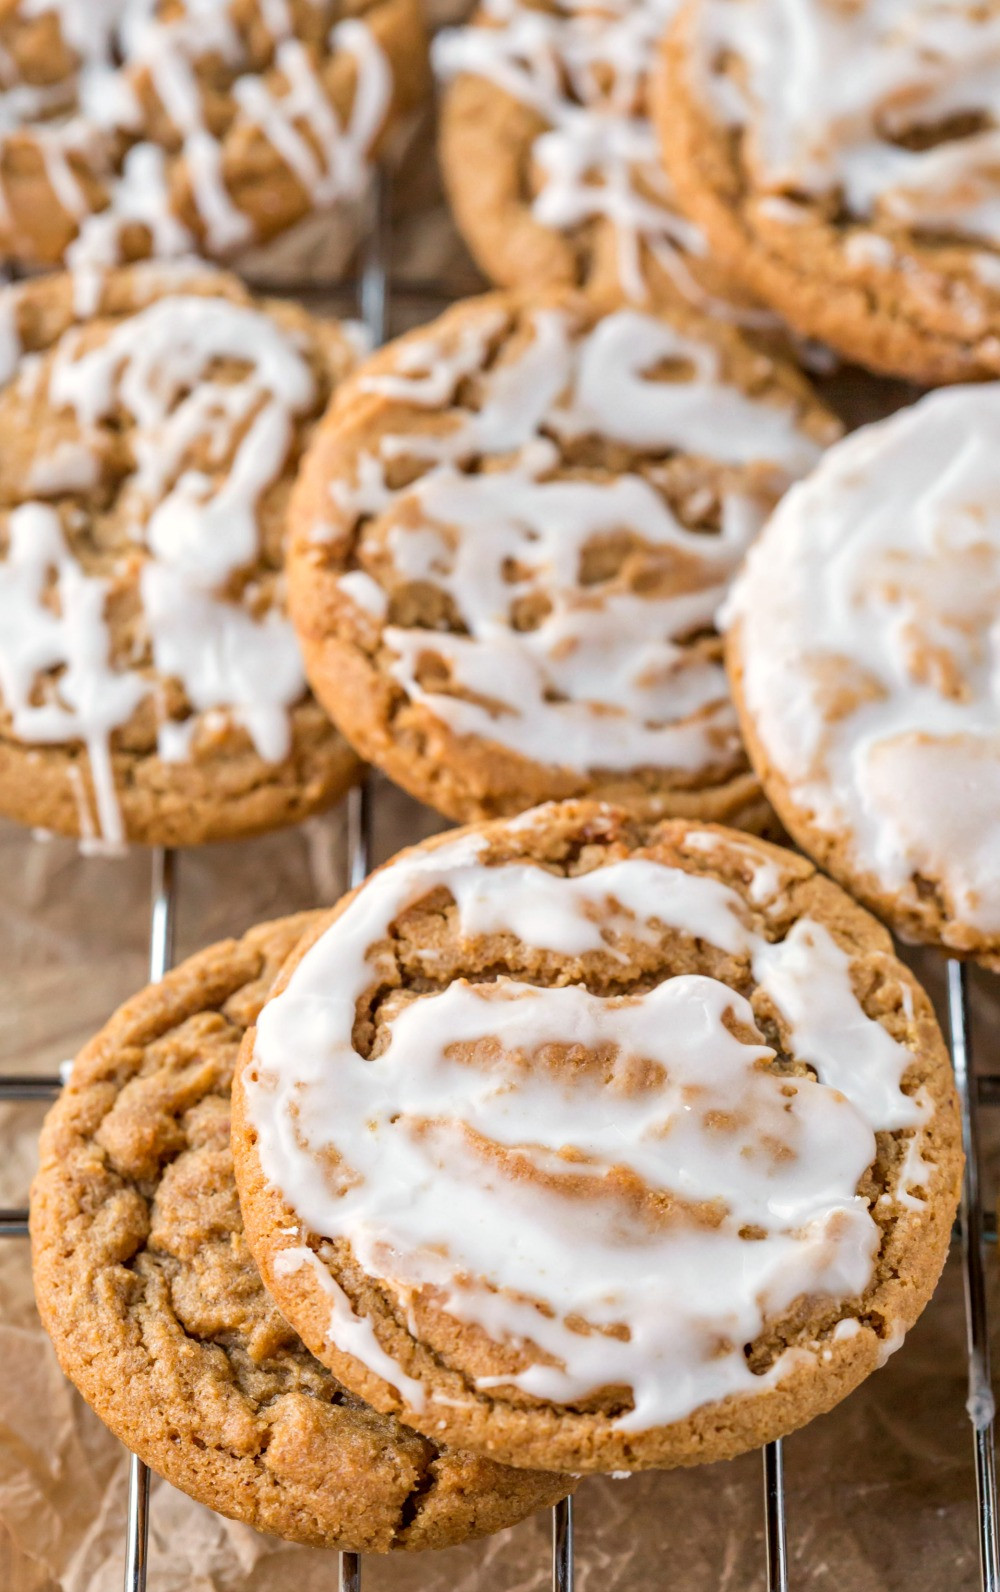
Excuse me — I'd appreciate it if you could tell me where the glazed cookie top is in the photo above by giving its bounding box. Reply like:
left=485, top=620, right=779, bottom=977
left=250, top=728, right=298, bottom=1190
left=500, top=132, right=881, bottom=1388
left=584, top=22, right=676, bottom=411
left=233, top=801, right=961, bottom=1474
left=0, top=0, right=427, bottom=276
left=288, top=291, right=838, bottom=824
left=0, top=264, right=357, bottom=847
left=434, top=0, right=759, bottom=315
left=726, top=384, right=1000, bottom=968
left=31, top=914, right=570, bottom=1552
left=665, top=0, right=1000, bottom=374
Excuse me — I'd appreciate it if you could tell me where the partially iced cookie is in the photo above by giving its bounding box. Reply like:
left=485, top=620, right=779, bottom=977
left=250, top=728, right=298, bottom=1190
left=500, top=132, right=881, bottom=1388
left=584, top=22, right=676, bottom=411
left=232, top=800, right=961, bottom=1474
left=0, top=265, right=362, bottom=848
left=286, top=289, right=838, bottom=827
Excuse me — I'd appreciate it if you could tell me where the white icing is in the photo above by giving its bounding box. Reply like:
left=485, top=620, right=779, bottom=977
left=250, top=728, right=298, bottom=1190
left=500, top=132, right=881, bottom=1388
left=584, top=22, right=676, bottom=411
left=0, top=282, right=326, bottom=842
left=0, top=0, right=394, bottom=272
left=434, top=0, right=703, bottom=306
left=247, top=827, right=931, bottom=1432
left=727, top=383, right=1000, bottom=946
left=336, top=304, right=826, bottom=779
left=273, top=1244, right=427, bottom=1409
left=0, top=504, right=146, bottom=847
left=693, top=0, right=1000, bottom=260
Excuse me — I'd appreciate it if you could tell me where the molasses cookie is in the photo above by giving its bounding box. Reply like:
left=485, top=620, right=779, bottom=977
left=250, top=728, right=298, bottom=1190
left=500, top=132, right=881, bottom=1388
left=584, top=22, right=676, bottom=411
left=286, top=289, right=838, bottom=827
left=726, top=383, right=1000, bottom=968
left=0, top=0, right=428, bottom=283
left=0, top=264, right=362, bottom=848
left=434, top=0, right=759, bottom=317
left=232, top=800, right=962, bottom=1475
left=30, top=914, right=571, bottom=1550
left=656, top=0, right=1000, bottom=383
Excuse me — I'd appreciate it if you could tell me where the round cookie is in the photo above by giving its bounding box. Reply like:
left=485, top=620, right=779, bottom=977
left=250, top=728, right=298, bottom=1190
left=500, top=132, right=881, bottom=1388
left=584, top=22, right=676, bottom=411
left=0, top=264, right=363, bottom=849
left=0, top=0, right=428, bottom=283
left=232, top=799, right=962, bottom=1475
left=434, top=0, right=764, bottom=318
left=30, top=913, right=572, bottom=1551
left=725, top=383, right=1000, bottom=969
left=286, top=289, right=839, bottom=827
left=655, top=0, right=1000, bottom=384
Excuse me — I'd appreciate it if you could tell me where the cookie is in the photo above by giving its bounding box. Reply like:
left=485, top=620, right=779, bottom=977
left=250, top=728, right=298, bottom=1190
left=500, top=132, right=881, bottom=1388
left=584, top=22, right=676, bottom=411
left=434, top=0, right=765, bottom=319
left=232, top=799, right=962, bottom=1475
left=30, top=913, right=572, bottom=1550
left=286, top=289, right=839, bottom=827
left=0, top=0, right=428, bottom=284
left=726, top=383, right=1000, bottom=969
left=0, top=264, right=363, bottom=849
left=655, top=0, right=1000, bottom=384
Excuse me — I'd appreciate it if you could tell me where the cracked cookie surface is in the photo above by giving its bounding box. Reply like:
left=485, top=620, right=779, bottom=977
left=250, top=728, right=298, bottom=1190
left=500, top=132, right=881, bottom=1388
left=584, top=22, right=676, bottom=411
left=30, top=913, right=571, bottom=1551
left=233, top=800, right=962, bottom=1474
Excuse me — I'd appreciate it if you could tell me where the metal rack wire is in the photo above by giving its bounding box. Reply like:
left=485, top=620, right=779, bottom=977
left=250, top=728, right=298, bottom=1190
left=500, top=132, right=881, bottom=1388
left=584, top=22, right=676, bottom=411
left=0, top=177, right=997, bottom=1592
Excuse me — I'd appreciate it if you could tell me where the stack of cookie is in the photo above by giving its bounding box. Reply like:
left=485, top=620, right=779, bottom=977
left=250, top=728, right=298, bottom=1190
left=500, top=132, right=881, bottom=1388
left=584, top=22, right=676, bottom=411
left=6, top=0, right=997, bottom=1559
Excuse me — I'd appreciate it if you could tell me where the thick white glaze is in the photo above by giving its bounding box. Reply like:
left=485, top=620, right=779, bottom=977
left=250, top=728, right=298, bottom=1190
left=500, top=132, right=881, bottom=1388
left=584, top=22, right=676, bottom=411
left=0, top=280, right=328, bottom=841
left=246, top=824, right=931, bottom=1430
left=692, top=0, right=1000, bottom=256
left=326, top=303, right=828, bottom=780
left=726, top=383, right=1000, bottom=946
left=2, top=0, right=393, bottom=279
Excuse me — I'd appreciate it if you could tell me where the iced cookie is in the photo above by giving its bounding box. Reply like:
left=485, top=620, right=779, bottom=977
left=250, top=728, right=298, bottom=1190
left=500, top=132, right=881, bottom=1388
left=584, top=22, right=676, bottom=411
left=286, top=290, right=838, bottom=827
left=434, top=0, right=762, bottom=317
left=655, top=0, right=1000, bottom=383
left=726, top=384, right=1000, bottom=968
left=232, top=800, right=961, bottom=1475
left=0, top=0, right=428, bottom=284
left=0, top=264, right=362, bottom=849
left=30, top=914, right=571, bottom=1550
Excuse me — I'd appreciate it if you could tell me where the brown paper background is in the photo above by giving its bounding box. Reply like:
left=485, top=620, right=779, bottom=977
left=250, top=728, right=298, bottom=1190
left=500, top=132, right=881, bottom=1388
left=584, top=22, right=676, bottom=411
left=2, top=41, right=1000, bottom=1587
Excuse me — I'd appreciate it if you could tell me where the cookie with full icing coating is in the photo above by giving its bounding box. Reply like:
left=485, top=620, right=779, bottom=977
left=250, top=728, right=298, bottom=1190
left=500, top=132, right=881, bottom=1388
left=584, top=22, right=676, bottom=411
left=726, top=383, right=1000, bottom=969
left=0, top=0, right=428, bottom=285
left=434, top=0, right=762, bottom=319
left=30, top=913, right=572, bottom=1550
left=654, top=0, right=1000, bottom=383
left=0, top=264, right=362, bottom=849
left=232, top=800, right=962, bottom=1475
left=286, top=289, right=839, bottom=827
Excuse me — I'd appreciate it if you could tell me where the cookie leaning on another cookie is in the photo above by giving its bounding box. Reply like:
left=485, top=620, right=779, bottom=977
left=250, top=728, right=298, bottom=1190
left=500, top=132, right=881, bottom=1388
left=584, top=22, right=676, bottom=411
left=30, top=914, right=572, bottom=1551
left=0, top=264, right=363, bottom=849
left=654, top=0, right=1000, bottom=384
left=286, top=289, right=839, bottom=828
left=0, top=0, right=429, bottom=283
left=434, top=0, right=761, bottom=319
left=725, top=383, right=1000, bottom=969
left=233, top=800, right=962, bottom=1475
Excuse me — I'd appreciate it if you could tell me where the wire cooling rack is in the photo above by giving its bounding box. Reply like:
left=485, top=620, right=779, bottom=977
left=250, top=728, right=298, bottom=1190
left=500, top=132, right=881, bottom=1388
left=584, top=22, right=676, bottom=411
left=0, top=176, right=998, bottom=1592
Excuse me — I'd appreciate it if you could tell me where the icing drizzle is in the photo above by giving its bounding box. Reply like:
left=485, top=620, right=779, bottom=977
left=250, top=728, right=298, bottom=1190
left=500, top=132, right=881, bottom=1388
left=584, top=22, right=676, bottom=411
left=321, top=301, right=830, bottom=784
left=246, top=822, right=931, bottom=1430
left=726, top=382, right=1000, bottom=949
left=434, top=0, right=744, bottom=312
left=0, top=0, right=393, bottom=277
left=0, top=275, right=332, bottom=847
left=693, top=0, right=1000, bottom=258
